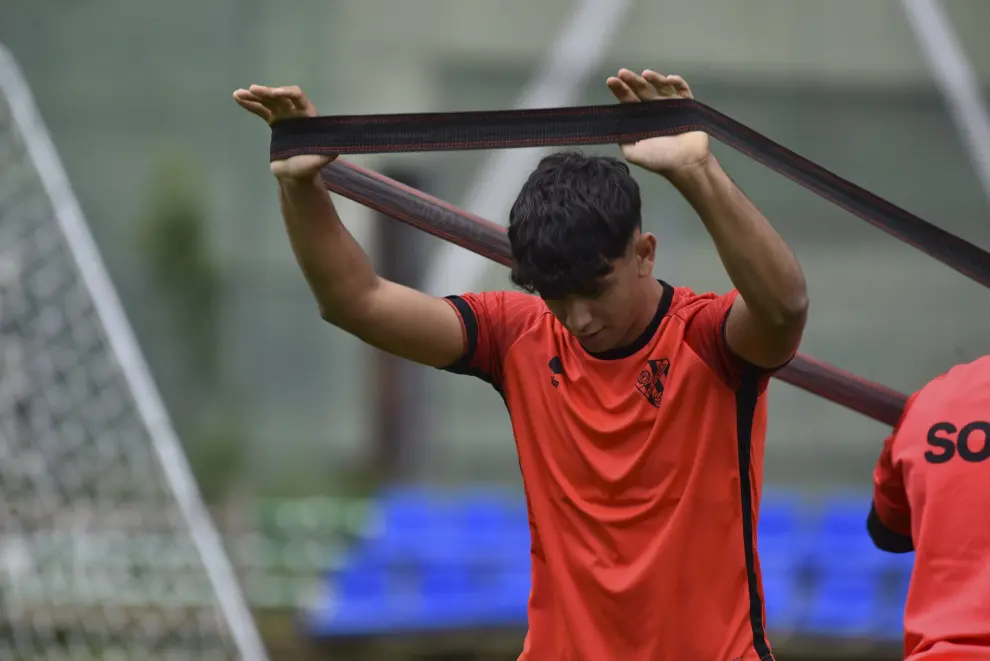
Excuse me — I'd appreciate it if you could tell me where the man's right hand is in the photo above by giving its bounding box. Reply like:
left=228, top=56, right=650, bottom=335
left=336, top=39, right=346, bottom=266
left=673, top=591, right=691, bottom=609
left=232, top=84, right=335, bottom=180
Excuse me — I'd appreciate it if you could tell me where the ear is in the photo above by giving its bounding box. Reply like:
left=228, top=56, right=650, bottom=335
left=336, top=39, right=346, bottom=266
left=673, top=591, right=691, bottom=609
left=633, top=231, right=657, bottom=277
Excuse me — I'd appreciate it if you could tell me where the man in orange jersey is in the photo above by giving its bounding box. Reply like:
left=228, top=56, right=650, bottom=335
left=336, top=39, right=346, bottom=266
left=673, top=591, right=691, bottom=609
left=234, top=67, right=808, bottom=661
left=869, top=355, right=990, bottom=661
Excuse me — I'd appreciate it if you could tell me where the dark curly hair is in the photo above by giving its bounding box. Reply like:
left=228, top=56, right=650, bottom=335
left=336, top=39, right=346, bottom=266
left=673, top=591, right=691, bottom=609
left=507, top=151, right=642, bottom=300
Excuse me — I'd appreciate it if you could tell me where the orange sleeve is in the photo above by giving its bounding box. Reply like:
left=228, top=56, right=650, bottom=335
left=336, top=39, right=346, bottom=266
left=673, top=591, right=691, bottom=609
left=871, top=391, right=919, bottom=536
left=684, top=289, right=787, bottom=391
left=872, top=433, right=911, bottom=534
left=438, top=290, right=543, bottom=391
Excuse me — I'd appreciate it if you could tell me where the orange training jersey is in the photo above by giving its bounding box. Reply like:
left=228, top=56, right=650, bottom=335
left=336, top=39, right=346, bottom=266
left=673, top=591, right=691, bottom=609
left=441, top=281, right=782, bottom=661
left=869, top=355, right=990, bottom=661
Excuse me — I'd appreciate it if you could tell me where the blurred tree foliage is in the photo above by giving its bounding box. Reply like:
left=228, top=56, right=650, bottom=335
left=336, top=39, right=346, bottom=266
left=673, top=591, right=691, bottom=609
left=135, top=152, right=244, bottom=503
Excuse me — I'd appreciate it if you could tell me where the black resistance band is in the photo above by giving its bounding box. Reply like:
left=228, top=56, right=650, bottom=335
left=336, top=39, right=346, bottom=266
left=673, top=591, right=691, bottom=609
left=318, top=158, right=909, bottom=426
left=271, top=98, right=990, bottom=289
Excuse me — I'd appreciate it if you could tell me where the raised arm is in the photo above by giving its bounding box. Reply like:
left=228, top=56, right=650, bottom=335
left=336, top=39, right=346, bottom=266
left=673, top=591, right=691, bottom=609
left=607, top=69, right=808, bottom=369
left=668, top=155, right=808, bottom=368
left=233, top=84, right=466, bottom=368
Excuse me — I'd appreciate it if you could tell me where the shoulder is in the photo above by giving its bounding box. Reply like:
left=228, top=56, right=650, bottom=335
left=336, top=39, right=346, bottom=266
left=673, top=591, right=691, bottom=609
left=907, top=355, right=990, bottom=409
left=896, top=354, right=990, bottom=433
left=662, top=283, right=734, bottom=345
left=932, top=354, right=990, bottom=391
left=444, top=289, right=550, bottom=341
left=666, top=285, right=737, bottom=326
left=446, top=288, right=548, bottom=320
left=662, top=284, right=771, bottom=391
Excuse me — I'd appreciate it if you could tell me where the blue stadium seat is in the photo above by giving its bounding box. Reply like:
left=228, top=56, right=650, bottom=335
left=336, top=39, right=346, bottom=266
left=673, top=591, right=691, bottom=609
left=489, top=561, right=531, bottom=625
left=806, top=567, right=882, bottom=637
left=759, top=490, right=801, bottom=531
left=809, top=494, right=889, bottom=574
left=305, top=553, right=395, bottom=635
left=760, top=490, right=814, bottom=557
left=418, top=562, right=474, bottom=628
left=452, top=489, right=515, bottom=560
left=871, top=552, right=912, bottom=640
left=757, top=491, right=806, bottom=630
left=762, top=574, right=799, bottom=632
left=364, top=490, right=466, bottom=565
left=302, top=487, right=919, bottom=641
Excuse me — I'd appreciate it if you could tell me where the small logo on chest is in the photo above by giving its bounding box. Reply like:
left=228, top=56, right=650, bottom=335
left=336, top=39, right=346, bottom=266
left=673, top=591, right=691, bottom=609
left=548, top=356, right=564, bottom=388
left=636, top=358, right=670, bottom=408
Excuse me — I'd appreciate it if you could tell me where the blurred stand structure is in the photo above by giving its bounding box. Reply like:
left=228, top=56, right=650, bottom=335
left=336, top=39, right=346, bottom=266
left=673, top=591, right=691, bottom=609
left=369, top=166, right=431, bottom=485
left=1, top=0, right=989, bottom=658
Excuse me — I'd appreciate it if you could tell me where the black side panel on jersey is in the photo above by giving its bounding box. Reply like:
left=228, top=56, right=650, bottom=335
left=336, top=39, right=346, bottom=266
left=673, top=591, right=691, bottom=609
left=735, top=374, right=775, bottom=661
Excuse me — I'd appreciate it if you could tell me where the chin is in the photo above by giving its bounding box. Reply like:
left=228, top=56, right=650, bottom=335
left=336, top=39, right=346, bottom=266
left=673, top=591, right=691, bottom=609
left=577, top=330, right=610, bottom=352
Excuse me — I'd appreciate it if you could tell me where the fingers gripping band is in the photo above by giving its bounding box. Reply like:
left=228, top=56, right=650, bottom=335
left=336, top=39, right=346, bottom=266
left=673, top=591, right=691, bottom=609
left=270, top=99, right=990, bottom=290
left=269, top=99, right=990, bottom=425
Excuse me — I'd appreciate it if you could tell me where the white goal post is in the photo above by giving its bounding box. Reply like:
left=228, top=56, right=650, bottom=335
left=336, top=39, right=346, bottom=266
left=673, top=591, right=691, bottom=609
left=0, top=42, right=267, bottom=661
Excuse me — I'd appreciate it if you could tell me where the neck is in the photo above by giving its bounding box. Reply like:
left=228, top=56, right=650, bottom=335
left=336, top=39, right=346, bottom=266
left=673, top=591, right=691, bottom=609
left=617, top=278, right=665, bottom=347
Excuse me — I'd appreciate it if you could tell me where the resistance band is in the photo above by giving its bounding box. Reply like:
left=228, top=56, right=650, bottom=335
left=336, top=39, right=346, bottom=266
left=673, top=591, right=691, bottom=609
left=318, top=158, right=908, bottom=426
left=271, top=99, right=990, bottom=289
left=269, top=98, right=990, bottom=424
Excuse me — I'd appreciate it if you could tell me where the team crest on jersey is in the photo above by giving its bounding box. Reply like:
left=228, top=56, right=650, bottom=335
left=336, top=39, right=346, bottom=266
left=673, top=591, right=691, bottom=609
left=636, top=358, right=670, bottom=408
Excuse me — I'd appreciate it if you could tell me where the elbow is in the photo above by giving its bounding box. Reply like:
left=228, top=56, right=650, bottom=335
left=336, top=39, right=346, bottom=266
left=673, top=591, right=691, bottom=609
left=317, top=278, right=382, bottom=329
left=318, top=301, right=360, bottom=329
left=779, top=292, right=809, bottom=326
left=318, top=304, right=341, bottom=326
left=783, top=269, right=810, bottom=317
left=762, top=292, right=808, bottom=330
left=770, top=272, right=809, bottom=327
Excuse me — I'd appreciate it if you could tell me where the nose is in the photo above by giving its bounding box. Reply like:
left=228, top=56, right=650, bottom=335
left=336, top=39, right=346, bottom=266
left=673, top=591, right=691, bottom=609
left=565, top=299, right=595, bottom=335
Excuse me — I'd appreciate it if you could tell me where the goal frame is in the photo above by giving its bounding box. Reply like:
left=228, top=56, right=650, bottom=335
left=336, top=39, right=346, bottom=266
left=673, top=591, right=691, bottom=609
left=0, top=42, right=267, bottom=661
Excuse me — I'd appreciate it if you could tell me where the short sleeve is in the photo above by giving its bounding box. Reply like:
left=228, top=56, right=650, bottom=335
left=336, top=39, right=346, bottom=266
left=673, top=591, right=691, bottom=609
left=684, top=289, right=784, bottom=391
left=871, top=433, right=911, bottom=533
left=867, top=392, right=919, bottom=552
left=438, top=290, right=544, bottom=392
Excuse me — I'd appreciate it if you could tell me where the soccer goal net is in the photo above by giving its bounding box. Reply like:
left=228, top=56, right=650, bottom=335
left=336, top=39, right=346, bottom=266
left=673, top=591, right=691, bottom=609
left=0, top=44, right=267, bottom=661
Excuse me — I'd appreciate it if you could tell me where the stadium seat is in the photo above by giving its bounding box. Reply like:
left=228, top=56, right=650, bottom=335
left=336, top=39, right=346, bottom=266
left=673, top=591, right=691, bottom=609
left=418, top=561, right=474, bottom=628
left=363, top=490, right=465, bottom=565
left=305, top=553, right=394, bottom=635
left=489, top=562, right=531, bottom=625
left=760, top=490, right=801, bottom=529
left=806, top=567, right=882, bottom=637
left=762, top=574, right=800, bottom=632
left=872, top=552, right=912, bottom=640
left=452, top=488, right=515, bottom=561
left=757, top=491, right=806, bottom=630
left=816, top=493, right=871, bottom=534
left=809, top=494, right=890, bottom=574
left=301, top=487, right=921, bottom=641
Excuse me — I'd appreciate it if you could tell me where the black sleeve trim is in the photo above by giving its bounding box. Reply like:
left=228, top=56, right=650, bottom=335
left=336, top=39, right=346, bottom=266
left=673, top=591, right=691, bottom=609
left=866, top=502, right=914, bottom=553
left=720, top=307, right=795, bottom=376
left=437, top=295, right=479, bottom=375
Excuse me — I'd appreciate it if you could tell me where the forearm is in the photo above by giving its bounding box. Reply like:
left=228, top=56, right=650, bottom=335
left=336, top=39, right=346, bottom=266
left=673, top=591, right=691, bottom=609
left=669, top=156, right=808, bottom=324
left=276, top=173, right=380, bottom=324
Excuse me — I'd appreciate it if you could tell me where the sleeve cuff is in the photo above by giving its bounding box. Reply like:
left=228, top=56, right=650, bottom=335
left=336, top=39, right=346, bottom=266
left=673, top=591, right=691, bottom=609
left=866, top=502, right=914, bottom=553
left=436, top=295, right=478, bottom=375
left=719, top=306, right=795, bottom=376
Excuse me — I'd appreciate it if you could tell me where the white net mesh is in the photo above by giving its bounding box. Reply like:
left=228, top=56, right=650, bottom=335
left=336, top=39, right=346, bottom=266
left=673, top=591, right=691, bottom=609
left=0, top=48, right=262, bottom=661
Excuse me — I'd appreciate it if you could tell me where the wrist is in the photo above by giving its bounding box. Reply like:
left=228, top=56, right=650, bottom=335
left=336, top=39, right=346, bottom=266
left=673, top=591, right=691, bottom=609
left=273, top=169, right=323, bottom=189
left=664, top=154, right=717, bottom=192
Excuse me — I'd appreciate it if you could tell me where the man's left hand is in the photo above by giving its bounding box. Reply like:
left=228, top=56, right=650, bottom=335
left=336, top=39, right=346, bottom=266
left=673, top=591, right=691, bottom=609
left=607, top=69, right=710, bottom=178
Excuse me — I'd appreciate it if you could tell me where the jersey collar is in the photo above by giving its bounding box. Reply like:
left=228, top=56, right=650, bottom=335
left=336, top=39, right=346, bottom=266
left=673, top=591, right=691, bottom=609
left=584, top=280, right=674, bottom=361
